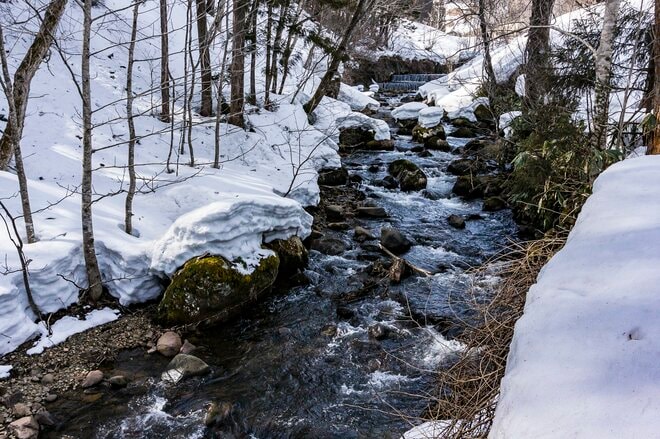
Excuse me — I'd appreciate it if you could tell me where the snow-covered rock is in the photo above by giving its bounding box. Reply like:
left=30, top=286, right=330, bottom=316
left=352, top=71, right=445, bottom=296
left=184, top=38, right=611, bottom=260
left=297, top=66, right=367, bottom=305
left=418, top=106, right=445, bottom=128
left=515, top=74, right=526, bottom=97
left=150, top=196, right=313, bottom=278
left=337, top=83, right=380, bottom=111
left=336, top=112, right=391, bottom=141
left=0, top=365, right=12, bottom=379
left=490, top=155, right=660, bottom=439
left=391, top=102, right=428, bottom=121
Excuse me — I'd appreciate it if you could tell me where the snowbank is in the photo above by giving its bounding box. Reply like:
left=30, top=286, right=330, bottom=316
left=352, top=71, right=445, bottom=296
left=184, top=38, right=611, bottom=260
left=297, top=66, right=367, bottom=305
left=418, top=106, right=445, bottom=128
left=335, top=112, right=391, bottom=141
left=499, top=111, right=522, bottom=138
left=0, top=365, right=11, bottom=379
left=490, top=155, right=660, bottom=438
left=392, top=102, right=428, bottom=121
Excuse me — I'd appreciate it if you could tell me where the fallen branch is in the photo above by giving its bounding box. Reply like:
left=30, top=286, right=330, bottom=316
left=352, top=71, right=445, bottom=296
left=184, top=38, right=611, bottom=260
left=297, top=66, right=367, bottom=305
left=378, top=244, right=433, bottom=279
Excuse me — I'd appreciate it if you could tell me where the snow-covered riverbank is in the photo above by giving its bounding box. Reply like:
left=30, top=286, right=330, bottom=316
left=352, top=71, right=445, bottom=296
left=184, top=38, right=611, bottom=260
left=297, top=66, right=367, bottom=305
left=490, top=155, right=660, bottom=438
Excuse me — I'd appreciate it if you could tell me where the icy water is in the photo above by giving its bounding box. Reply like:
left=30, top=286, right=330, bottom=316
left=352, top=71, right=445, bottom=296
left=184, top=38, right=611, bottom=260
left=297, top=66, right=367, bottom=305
left=46, top=98, right=517, bottom=438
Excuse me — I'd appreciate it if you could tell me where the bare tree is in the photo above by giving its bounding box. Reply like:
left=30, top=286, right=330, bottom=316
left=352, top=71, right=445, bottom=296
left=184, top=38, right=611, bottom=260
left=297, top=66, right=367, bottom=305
left=593, top=0, right=621, bottom=149
left=0, top=0, right=68, bottom=169
left=81, top=0, right=104, bottom=301
left=125, top=1, right=140, bottom=235
left=524, top=0, right=556, bottom=109
left=0, top=24, right=37, bottom=243
left=229, top=0, right=248, bottom=127
left=196, top=0, right=214, bottom=116
left=647, top=0, right=660, bottom=154
left=159, top=0, right=171, bottom=122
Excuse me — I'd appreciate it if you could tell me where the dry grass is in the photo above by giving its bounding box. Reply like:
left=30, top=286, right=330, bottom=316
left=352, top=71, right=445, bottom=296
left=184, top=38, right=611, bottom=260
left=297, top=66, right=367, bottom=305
left=423, top=233, right=568, bottom=438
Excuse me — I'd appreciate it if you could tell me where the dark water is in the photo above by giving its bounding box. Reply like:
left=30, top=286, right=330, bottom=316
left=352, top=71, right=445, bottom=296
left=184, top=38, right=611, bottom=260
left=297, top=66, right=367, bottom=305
left=47, top=99, right=517, bottom=439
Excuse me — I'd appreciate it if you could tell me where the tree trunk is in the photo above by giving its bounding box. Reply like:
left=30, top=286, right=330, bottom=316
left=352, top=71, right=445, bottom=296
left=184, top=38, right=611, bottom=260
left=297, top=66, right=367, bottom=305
left=0, top=0, right=68, bottom=170
left=278, top=0, right=305, bottom=95
left=647, top=0, right=660, bottom=154
left=303, top=0, right=371, bottom=115
left=229, top=0, right=248, bottom=127
left=268, top=0, right=290, bottom=95
left=81, top=0, right=104, bottom=301
left=0, top=25, right=37, bottom=243
left=593, top=0, right=621, bottom=150
left=264, top=1, right=273, bottom=105
left=159, top=0, right=171, bottom=122
left=196, top=0, right=213, bottom=116
left=478, top=0, right=497, bottom=106
left=125, top=1, right=139, bottom=235
left=523, top=0, right=555, bottom=111
left=247, top=0, right=259, bottom=105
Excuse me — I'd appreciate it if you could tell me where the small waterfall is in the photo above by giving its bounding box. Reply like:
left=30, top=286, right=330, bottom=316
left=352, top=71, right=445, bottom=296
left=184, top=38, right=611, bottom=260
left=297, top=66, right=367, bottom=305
left=377, top=81, right=429, bottom=92
left=390, top=73, right=445, bottom=82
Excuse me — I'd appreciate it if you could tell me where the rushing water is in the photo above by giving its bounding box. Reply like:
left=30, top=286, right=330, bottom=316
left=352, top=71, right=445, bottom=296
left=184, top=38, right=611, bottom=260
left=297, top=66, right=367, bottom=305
left=46, top=97, right=517, bottom=439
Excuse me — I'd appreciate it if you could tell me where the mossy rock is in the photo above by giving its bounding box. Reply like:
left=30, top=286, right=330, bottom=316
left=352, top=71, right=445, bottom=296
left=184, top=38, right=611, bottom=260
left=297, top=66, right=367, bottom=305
left=412, top=124, right=446, bottom=143
left=452, top=174, right=505, bottom=199
left=449, top=126, right=477, bottom=138
left=473, top=104, right=494, bottom=123
left=425, top=137, right=451, bottom=151
left=265, top=236, right=308, bottom=278
left=388, top=159, right=427, bottom=191
left=447, top=158, right=485, bottom=176
left=158, top=254, right=280, bottom=326
left=339, top=127, right=374, bottom=150
left=318, top=167, right=348, bottom=186
left=364, top=139, right=395, bottom=151
left=450, top=117, right=477, bottom=128
left=396, top=118, right=418, bottom=135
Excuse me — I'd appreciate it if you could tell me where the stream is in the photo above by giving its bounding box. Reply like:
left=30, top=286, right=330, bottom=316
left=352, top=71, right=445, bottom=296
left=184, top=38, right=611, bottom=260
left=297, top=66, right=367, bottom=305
left=46, top=94, right=518, bottom=438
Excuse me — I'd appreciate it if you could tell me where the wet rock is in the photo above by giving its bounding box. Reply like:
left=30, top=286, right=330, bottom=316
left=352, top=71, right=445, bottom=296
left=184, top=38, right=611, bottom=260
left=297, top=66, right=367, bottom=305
left=156, top=331, right=182, bottom=357
left=368, top=323, right=389, bottom=340
left=368, top=164, right=380, bottom=173
left=449, top=126, right=477, bottom=138
left=266, top=236, right=309, bottom=277
left=311, top=238, right=348, bottom=256
left=388, top=159, right=427, bottom=191
left=318, top=168, right=348, bottom=186
left=417, top=150, right=433, bottom=158
left=107, top=375, right=129, bottom=389
left=412, top=124, right=446, bottom=143
left=450, top=117, right=476, bottom=128
left=336, top=306, right=355, bottom=320
left=162, top=354, right=210, bottom=384
left=452, top=174, right=504, bottom=199
left=364, top=139, right=395, bottom=151
left=81, top=370, right=104, bottom=388
left=9, top=416, right=39, bottom=439
left=325, top=205, right=344, bottom=221
left=321, top=324, right=338, bottom=337
left=447, top=158, right=483, bottom=176
left=396, top=118, right=417, bottom=135
left=353, top=226, right=375, bottom=242
left=357, top=206, right=388, bottom=218
left=180, top=339, right=197, bottom=354
left=474, top=103, right=494, bottom=124
left=328, top=222, right=350, bottom=231
left=463, top=138, right=496, bottom=153
left=349, top=174, right=363, bottom=184
left=380, top=228, right=412, bottom=255
left=34, top=410, right=57, bottom=427
left=447, top=214, right=466, bottom=229
left=483, top=196, right=507, bottom=211
left=374, top=175, right=399, bottom=190
left=45, top=394, right=58, bottom=403
left=158, top=255, right=279, bottom=326
left=204, top=401, right=233, bottom=427
left=425, top=137, right=451, bottom=151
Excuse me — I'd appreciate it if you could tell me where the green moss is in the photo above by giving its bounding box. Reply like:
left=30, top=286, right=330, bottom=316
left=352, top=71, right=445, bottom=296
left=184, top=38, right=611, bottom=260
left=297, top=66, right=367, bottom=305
left=412, top=124, right=446, bottom=142
left=158, top=254, right=279, bottom=325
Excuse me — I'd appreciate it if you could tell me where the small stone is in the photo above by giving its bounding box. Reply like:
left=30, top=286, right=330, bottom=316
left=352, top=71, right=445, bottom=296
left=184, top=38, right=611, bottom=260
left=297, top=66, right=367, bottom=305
left=41, top=374, right=55, bottom=385
left=336, top=306, right=355, bottom=320
left=356, top=206, right=388, bottom=218
left=81, top=370, right=104, bottom=388
left=147, top=346, right=157, bottom=354
left=447, top=214, right=466, bottom=229
left=45, top=394, right=58, bottom=403
left=368, top=323, right=389, bottom=340
left=328, top=222, right=350, bottom=231
left=9, top=416, right=39, bottom=439
left=162, top=354, right=210, bottom=384
left=380, top=227, right=412, bottom=255
left=12, top=403, right=31, bottom=417
left=107, top=375, right=129, bottom=389
left=156, top=331, right=182, bottom=357
left=325, top=205, right=344, bottom=221
left=204, top=401, right=232, bottom=427
left=180, top=340, right=197, bottom=354
left=353, top=226, right=375, bottom=242
left=483, top=196, right=507, bottom=212
left=320, top=324, right=338, bottom=337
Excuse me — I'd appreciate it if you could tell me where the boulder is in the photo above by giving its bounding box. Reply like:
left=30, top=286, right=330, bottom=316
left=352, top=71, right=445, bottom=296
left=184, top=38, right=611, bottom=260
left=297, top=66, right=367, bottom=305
left=368, top=323, right=389, bottom=340
left=339, top=127, right=374, bottom=150
left=107, top=375, right=129, bottom=389
left=388, top=159, right=427, bottom=191
left=447, top=158, right=484, bottom=176
left=265, top=236, right=309, bottom=277
left=158, top=254, right=279, bottom=326
left=450, top=117, right=477, bottom=128
left=395, top=118, right=418, bottom=135
left=447, top=214, right=466, bottom=229
left=380, top=228, right=412, bottom=255
left=449, top=126, right=477, bottom=138
left=364, top=139, right=395, bottom=151
left=374, top=175, right=399, bottom=190
left=412, top=124, right=446, bottom=143
left=354, top=226, right=375, bottom=242
left=357, top=206, right=388, bottom=218
left=156, top=331, right=182, bottom=357
left=311, top=238, right=348, bottom=255
left=9, top=416, right=39, bottom=439
left=424, top=137, right=451, bottom=151
left=180, top=340, right=197, bottom=354
left=162, top=354, right=210, bottom=384
left=483, top=197, right=507, bottom=211
left=12, top=403, right=31, bottom=417
left=324, top=205, right=344, bottom=221
left=318, top=168, right=348, bottom=186
left=81, top=370, right=104, bottom=388
left=452, top=175, right=505, bottom=199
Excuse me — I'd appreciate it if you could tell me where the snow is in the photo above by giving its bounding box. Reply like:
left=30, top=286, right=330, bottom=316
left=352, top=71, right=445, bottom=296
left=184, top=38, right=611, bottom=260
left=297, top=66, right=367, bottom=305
left=0, top=365, right=11, bottom=379
left=392, top=102, right=428, bottom=121
left=150, top=196, right=313, bottom=277
left=490, top=155, right=660, bottom=438
left=27, top=308, right=120, bottom=355
left=337, top=83, right=380, bottom=112
left=335, top=112, right=391, bottom=141
left=0, top=0, right=345, bottom=355
left=418, top=106, right=444, bottom=128
left=499, top=111, right=522, bottom=138
left=402, top=421, right=457, bottom=439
